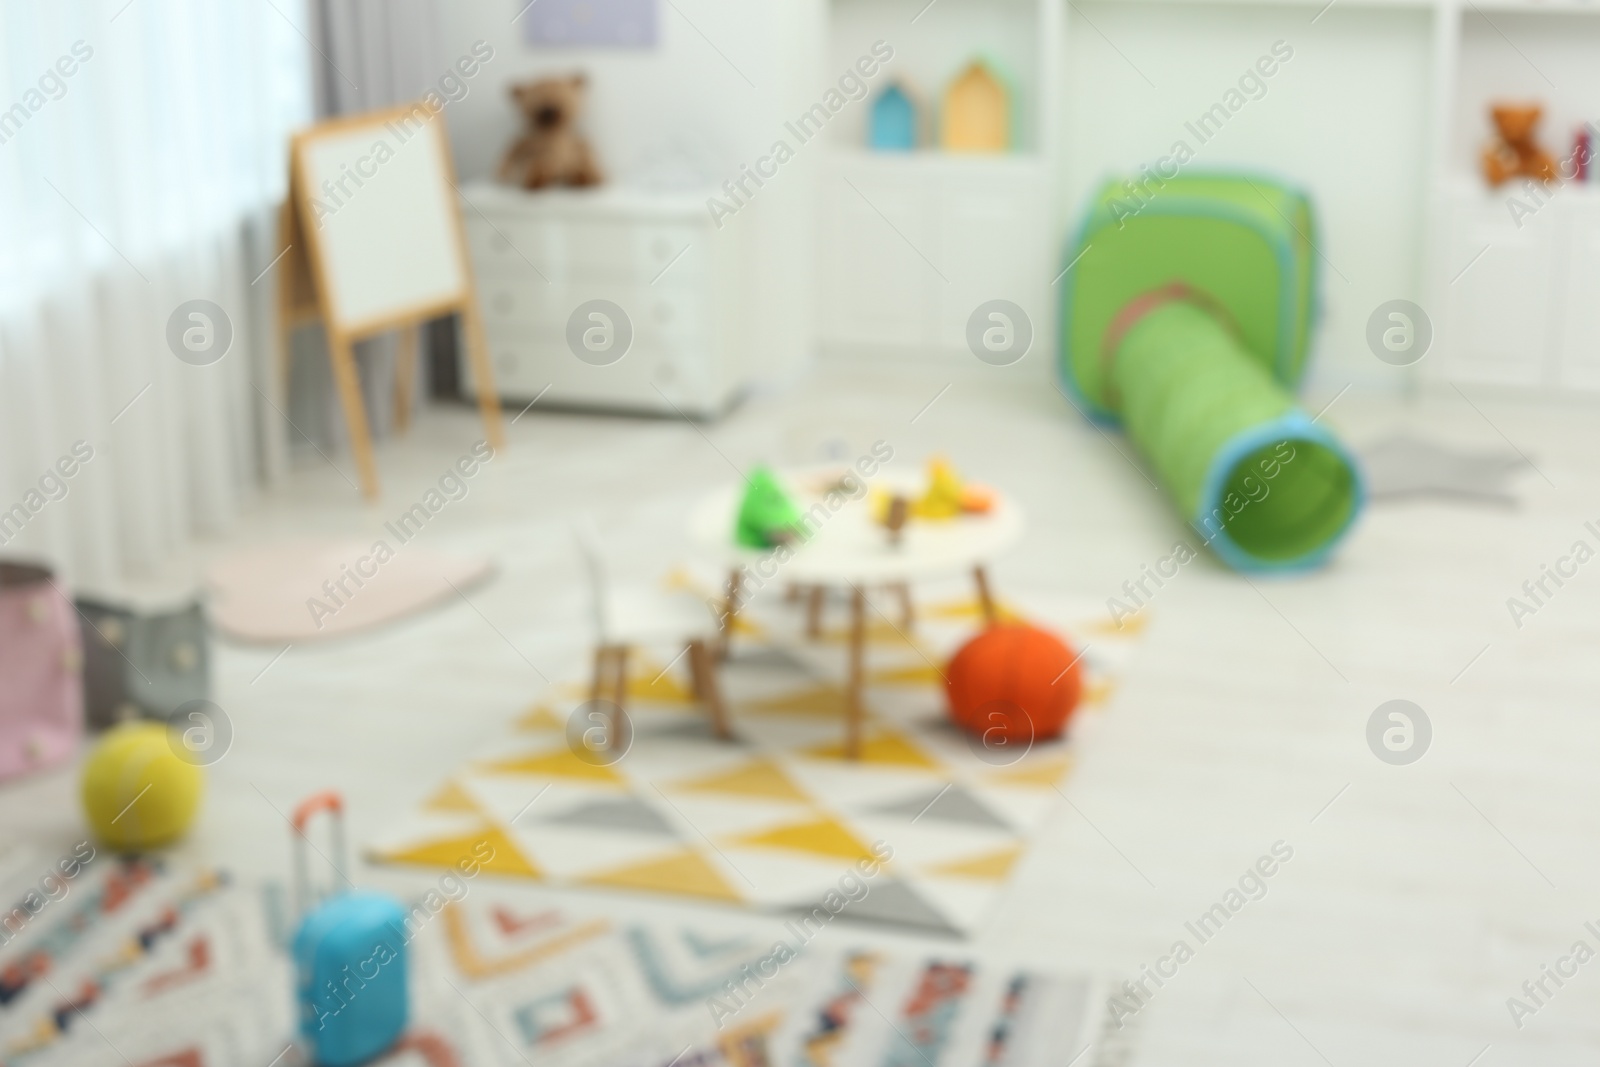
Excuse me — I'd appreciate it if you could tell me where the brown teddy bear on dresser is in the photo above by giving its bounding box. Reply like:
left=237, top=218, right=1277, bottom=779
left=1482, top=103, right=1558, bottom=187
left=497, top=74, right=603, bottom=190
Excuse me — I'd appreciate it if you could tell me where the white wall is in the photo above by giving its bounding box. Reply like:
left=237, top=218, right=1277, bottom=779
left=428, top=0, right=827, bottom=387
left=1062, top=3, right=1436, bottom=395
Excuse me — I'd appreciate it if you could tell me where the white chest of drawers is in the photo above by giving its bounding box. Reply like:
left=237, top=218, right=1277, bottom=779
left=457, top=181, right=751, bottom=418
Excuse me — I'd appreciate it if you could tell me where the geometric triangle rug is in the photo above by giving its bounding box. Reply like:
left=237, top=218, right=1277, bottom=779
left=368, top=578, right=1147, bottom=937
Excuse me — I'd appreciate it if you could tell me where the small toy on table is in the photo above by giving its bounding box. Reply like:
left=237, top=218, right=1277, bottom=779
left=735, top=465, right=805, bottom=548
left=874, top=456, right=994, bottom=527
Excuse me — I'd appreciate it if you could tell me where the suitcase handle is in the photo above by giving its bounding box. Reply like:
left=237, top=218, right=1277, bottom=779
left=292, top=790, right=347, bottom=918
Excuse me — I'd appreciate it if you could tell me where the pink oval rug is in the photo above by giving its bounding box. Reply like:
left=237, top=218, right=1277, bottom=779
left=206, top=538, right=493, bottom=643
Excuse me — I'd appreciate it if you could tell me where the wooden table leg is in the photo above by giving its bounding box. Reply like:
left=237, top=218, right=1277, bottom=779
left=688, top=638, right=732, bottom=740
left=894, top=581, right=914, bottom=631
left=610, top=645, right=629, bottom=750
left=590, top=645, right=613, bottom=702
left=805, top=584, right=825, bottom=638
left=846, top=585, right=865, bottom=760
left=718, top=568, right=743, bottom=659
left=974, top=565, right=997, bottom=626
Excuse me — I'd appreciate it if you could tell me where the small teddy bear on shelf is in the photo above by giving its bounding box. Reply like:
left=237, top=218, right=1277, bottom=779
left=1482, top=103, right=1558, bottom=187
left=497, top=74, right=603, bottom=190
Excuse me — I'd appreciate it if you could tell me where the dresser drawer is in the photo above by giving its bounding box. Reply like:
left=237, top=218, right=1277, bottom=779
left=466, top=334, right=725, bottom=416
left=481, top=281, right=710, bottom=345
left=465, top=215, right=556, bottom=277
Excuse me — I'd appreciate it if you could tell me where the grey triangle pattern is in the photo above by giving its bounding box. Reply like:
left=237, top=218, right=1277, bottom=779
left=542, top=795, right=679, bottom=836
left=791, top=878, right=960, bottom=937
left=871, top=783, right=1011, bottom=831
left=636, top=717, right=750, bottom=745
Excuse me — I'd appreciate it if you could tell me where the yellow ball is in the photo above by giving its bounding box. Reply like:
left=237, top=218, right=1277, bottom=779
left=81, top=722, right=203, bottom=850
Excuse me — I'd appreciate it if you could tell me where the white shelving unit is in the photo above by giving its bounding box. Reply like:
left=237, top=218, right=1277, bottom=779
left=1423, top=2, right=1600, bottom=391
left=818, top=0, right=1061, bottom=365
left=816, top=0, right=1600, bottom=392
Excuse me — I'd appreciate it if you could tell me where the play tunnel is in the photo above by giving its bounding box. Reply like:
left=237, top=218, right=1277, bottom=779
left=1058, top=174, right=1363, bottom=571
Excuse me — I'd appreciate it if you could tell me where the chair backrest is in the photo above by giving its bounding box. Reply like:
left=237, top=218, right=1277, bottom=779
left=573, top=518, right=610, bottom=643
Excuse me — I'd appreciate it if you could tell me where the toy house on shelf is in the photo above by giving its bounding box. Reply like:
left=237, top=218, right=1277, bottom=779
left=868, top=82, right=919, bottom=152
left=940, top=61, right=1009, bottom=154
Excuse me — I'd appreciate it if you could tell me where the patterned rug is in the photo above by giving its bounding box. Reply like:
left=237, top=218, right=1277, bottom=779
left=368, top=577, right=1146, bottom=937
left=0, top=856, right=1116, bottom=1067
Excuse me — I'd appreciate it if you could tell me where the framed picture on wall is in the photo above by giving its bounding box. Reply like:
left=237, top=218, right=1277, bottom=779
left=520, top=0, right=657, bottom=48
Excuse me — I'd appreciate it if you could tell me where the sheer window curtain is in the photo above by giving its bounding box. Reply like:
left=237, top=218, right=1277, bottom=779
left=0, top=0, right=312, bottom=590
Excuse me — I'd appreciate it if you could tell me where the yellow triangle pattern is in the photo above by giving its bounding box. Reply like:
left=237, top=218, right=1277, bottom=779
left=804, top=729, right=944, bottom=771
left=1084, top=611, right=1146, bottom=637
left=476, top=746, right=626, bottom=785
left=556, top=654, right=698, bottom=706
left=423, top=780, right=478, bottom=813
left=927, top=845, right=1023, bottom=882
left=674, top=757, right=812, bottom=803
left=868, top=662, right=945, bottom=687
left=728, top=815, right=876, bottom=862
left=514, top=704, right=565, bottom=732
left=583, top=849, right=743, bottom=902
left=921, top=598, right=1023, bottom=624
left=987, top=755, right=1073, bottom=788
left=743, top=684, right=856, bottom=719
left=377, top=824, right=540, bottom=878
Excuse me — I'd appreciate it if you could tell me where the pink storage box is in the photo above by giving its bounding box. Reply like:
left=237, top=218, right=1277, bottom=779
left=0, top=561, right=83, bottom=780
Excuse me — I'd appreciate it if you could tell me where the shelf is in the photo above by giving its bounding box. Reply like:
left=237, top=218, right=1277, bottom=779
left=825, top=146, right=1048, bottom=174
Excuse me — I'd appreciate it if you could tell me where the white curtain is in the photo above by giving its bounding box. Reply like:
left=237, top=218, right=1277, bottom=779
left=0, top=0, right=312, bottom=589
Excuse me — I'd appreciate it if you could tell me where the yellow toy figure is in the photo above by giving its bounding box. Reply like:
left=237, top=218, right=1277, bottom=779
left=875, top=457, right=995, bottom=527
left=913, top=457, right=966, bottom=519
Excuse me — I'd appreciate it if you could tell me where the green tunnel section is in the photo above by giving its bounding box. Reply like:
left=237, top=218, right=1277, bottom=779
left=1113, top=302, right=1360, bottom=569
left=1059, top=173, right=1363, bottom=572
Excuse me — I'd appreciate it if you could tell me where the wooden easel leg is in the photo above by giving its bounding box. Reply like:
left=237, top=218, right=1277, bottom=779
left=688, top=638, right=731, bottom=740
left=275, top=203, right=297, bottom=399
left=846, top=585, right=865, bottom=760
left=328, top=333, right=381, bottom=499
left=974, top=565, right=997, bottom=626
left=461, top=304, right=506, bottom=452
left=394, top=322, right=417, bottom=433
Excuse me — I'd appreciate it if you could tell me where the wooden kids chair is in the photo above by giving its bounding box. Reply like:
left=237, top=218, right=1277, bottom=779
left=574, top=523, right=730, bottom=742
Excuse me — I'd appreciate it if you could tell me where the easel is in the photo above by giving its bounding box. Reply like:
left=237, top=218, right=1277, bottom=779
left=277, top=104, right=506, bottom=500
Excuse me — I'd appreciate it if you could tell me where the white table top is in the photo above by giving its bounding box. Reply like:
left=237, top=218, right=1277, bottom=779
left=686, top=465, right=1025, bottom=584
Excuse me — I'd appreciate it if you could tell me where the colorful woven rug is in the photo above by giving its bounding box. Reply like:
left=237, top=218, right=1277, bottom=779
left=368, top=578, right=1146, bottom=937
left=0, top=857, right=1118, bottom=1067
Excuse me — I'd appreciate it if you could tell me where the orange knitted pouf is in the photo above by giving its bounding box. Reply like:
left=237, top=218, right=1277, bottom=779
left=946, top=624, right=1083, bottom=744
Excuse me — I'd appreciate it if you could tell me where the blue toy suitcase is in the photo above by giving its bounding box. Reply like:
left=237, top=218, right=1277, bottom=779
left=290, top=791, right=409, bottom=1066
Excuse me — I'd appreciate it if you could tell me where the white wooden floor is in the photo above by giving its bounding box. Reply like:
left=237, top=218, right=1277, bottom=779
left=5, top=364, right=1599, bottom=1066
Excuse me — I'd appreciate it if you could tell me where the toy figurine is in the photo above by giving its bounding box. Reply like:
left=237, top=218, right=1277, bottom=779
left=734, top=466, right=805, bottom=549
left=1482, top=103, right=1558, bottom=187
